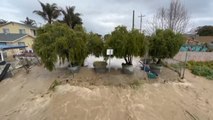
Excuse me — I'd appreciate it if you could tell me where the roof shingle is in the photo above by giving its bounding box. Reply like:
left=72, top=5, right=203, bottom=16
left=0, top=33, right=27, bottom=42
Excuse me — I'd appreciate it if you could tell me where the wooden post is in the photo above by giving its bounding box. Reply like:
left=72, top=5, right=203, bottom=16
left=182, top=52, right=188, bottom=79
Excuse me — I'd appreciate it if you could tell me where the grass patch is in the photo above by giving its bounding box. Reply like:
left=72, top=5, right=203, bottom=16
left=187, top=61, right=213, bottom=69
left=187, top=61, right=213, bottom=80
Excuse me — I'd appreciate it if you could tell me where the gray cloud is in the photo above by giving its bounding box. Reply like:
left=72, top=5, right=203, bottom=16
left=0, top=0, right=213, bottom=34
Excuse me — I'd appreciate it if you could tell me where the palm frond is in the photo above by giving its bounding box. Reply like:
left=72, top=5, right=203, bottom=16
left=33, top=1, right=60, bottom=24
left=61, top=6, right=83, bottom=28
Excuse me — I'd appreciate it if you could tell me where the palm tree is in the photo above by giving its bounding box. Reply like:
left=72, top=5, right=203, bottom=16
left=33, top=1, right=60, bottom=24
left=61, top=6, right=82, bottom=28
left=21, top=17, right=37, bottom=26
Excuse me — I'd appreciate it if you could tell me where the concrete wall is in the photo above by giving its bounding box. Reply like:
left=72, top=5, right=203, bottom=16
left=174, top=52, right=213, bottom=61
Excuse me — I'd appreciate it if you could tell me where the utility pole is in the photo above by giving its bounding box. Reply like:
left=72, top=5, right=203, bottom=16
left=132, top=10, right=135, bottom=30
left=138, top=14, right=145, bottom=33
left=139, top=14, right=146, bottom=69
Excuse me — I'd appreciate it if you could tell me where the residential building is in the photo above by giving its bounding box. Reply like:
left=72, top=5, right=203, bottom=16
left=0, top=22, right=37, bottom=59
left=0, top=21, right=37, bottom=37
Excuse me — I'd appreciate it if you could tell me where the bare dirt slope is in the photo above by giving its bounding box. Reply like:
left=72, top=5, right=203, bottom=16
left=0, top=66, right=213, bottom=120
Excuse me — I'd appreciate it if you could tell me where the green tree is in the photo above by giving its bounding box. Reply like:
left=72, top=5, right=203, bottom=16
left=61, top=6, right=82, bottom=29
left=33, top=1, right=61, bottom=24
left=21, top=17, right=37, bottom=26
left=104, top=34, right=110, bottom=41
left=33, top=23, right=88, bottom=71
left=149, top=29, right=185, bottom=64
left=105, top=26, right=146, bottom=65
left=87, top=32, right=104, bottom=57
left=196, top=26, right=213, bottom=36
left=70, top=25, right=88, bottom=65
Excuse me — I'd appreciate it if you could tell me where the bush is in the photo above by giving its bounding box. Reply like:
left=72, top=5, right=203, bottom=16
left=206, top=75, right=213, bottom=80
left=192, top=66, right=212, bottom=76
left=188, top=61, right=213, bottom=80
left=105, top=26, right=147, bottom=65
left=188, top=61, right=213, bottom=69
left=33, top=23, right=88, bottom=71
left=149, top=29, right=185, bottom=63
left=87, top=32, right=104, bottom=57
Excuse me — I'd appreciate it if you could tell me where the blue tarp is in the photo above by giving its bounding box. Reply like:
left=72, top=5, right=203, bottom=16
left=0, top=45, right=27, bottom=50
left=179, top=44, right=208, bottom=52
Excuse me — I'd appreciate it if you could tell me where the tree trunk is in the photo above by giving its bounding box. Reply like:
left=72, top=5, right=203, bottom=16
left=157, top=58, right=161, bottom=64
left=127, top=55, right=132, bottom=65
left=124, top=57, right=128, bottom=64
left=130, top=55, right=132, bottom=65
left=48, top=17, right=52, bottom=24
left=124, top=56, right=133, bottom=65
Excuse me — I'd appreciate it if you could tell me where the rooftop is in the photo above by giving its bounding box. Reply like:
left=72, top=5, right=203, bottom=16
left=0, top=33, right=27, bottom=42
left=0, top=21, right=37, bottom=29
left=196, top=36, right=213, bottom=43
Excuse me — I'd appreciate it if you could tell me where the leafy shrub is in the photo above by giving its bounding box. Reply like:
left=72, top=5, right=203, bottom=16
left=33, top=23, right=88, bottom=71
left=188, top=61, right=213, bottom=69
left=87, top=32, right=104, bottom=57
left=192, top=66, right=212, bottom=76
left=105, top=26, right=147, bottom=65
left=188, top=61, right=213, bottom=80
left=149, top=29, right=185, bottom=63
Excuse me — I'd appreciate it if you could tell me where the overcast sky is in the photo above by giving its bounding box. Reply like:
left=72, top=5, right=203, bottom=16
left=0, top=0, right=213, bottom=35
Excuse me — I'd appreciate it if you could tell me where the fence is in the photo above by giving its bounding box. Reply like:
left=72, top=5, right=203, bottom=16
left=163, top=51, right=213, bottom=78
